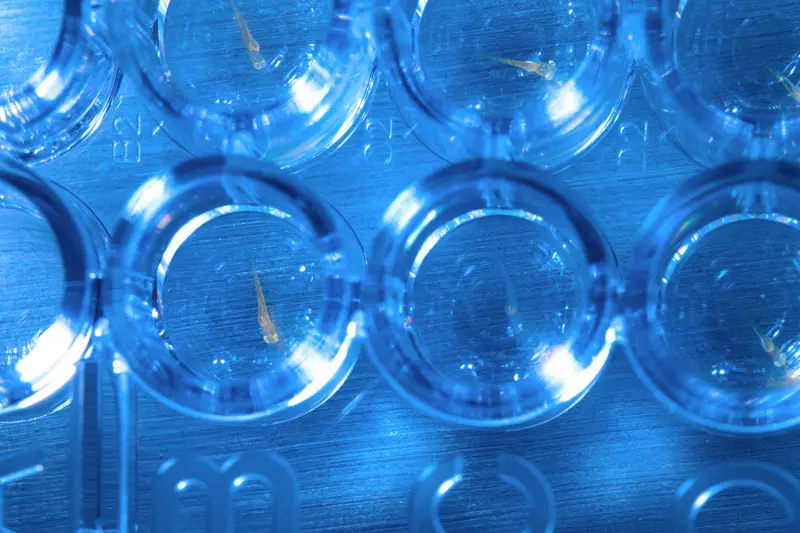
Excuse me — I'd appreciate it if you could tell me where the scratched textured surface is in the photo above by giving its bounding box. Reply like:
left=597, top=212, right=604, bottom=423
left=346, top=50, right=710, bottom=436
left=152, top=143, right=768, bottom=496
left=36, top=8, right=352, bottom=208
left=4, top=1, right=800, bottom=532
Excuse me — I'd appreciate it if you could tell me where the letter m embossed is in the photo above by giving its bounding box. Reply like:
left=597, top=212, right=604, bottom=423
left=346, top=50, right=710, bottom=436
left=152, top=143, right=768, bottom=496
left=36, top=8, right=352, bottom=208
left=152, top=451, right=298, bottom=533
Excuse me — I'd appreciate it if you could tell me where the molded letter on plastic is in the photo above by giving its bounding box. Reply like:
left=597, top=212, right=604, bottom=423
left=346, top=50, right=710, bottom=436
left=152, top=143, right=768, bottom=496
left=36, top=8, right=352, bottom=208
left=152, top=451, right=299, bottom=533
left=409, top=453, right=555, bottom=533
left=673, top=461, right=800, bottom=530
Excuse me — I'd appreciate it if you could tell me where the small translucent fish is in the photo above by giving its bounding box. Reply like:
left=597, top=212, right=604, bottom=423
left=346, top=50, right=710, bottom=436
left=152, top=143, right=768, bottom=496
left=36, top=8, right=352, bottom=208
left=488, top=56, right=556, bottom=80
left=229, top=0, right=267, bottom=70
left=500, top=262, right=529, bottom=340
left=769, top=67, right=800, bottom=103
left=251, top=262, right=279, bottom=345
left=736, top=302, right=786, bottom=368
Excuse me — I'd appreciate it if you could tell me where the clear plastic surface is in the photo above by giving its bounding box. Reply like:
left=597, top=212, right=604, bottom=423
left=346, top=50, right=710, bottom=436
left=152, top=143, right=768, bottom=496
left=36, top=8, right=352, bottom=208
left=625, top=160, right=800, bottom=434
left=10, top=0, right=800, bottom=529
left=0, top=0, right=122, bottom=164
left=0, top=0, right=62, bottom=93
left=643, top=0, right=800, bottom=167
left=671, top=462, right=800, bottom=530
left=103, top=155, right=365, bottom=422
left=409, top=454, right=556, bottom=533
left=372, top=0, right=635, bottom=168
left=366, top=159, right=618, bottom=428
left=0, top=157, right=108, bottom=533
left=0, top=155, right=107, bottom=421
left=106, top=0, right=378, bottom=168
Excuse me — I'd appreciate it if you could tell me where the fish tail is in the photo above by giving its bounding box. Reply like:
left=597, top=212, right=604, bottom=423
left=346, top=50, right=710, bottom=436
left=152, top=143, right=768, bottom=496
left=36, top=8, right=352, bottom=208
left=229, top=0, right=241, bottom=19
left=483, top=55, right=517, bottom=68
left=735, top=301, right=767, bottom=337
left=252, top=262, right=267, bottom=311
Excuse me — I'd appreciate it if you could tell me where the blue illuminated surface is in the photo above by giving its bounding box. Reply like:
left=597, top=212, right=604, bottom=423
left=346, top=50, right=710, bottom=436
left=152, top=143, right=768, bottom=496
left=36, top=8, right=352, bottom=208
left=3, top=0, right=800, bottom=532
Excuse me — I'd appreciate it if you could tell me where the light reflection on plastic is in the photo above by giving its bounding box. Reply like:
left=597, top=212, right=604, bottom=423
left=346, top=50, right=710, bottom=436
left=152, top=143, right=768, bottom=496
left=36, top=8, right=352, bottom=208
left=14, top=317, right=74, bottom=389
left=410, top=221, right=449, bottom=274
left=289, top=67, right=331, bottom=115
left=404, top=208, right=437, bottom=255
left=383, top=186, right=423, bottom=232
left=126, top=177, right=167, bottom=219
left=157, top=204, right=294, bottom=283
left=415, top=0, right=429, bottom=19
left=692, top=489, right=711, bottom=511
left=537, top=327, right=614, bottom=404
left=409, top=209, right=547, bottom=276
left=546, top=81, right=586, bottom=123
left=539, top=345, right=581, bottom=387
left=159, top=205, right=237, bottom=271
left=436, top=476, right=461, bottom=499
left=285, top=319, right=359, bottom=407
left=33, top=69, right=63, bottom=101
